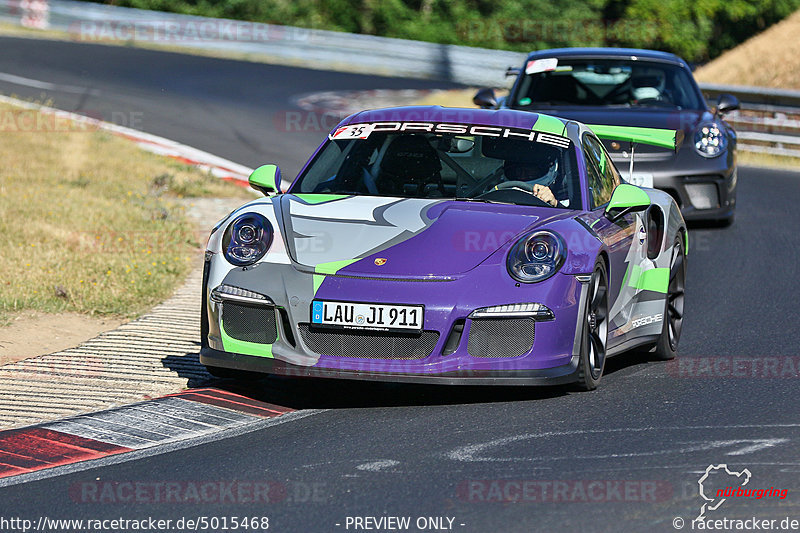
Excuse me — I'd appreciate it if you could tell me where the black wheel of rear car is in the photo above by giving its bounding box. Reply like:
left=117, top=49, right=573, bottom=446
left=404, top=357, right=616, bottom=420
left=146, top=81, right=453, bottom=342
left=575, top=260, right=608, bottom=391
left=652, top=236, right=686, bottom=360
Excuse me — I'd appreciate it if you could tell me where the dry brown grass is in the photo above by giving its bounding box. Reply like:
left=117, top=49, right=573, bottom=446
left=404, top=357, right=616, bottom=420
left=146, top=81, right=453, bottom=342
left=737, top=150, right=800, bottom=170
left=414, top=89, right=480, bottom=108
left=694, top=10, right=800, bottom=89
left=0, top=101, right=250, bottom=323
left=414, top=88, right=510, bottom=108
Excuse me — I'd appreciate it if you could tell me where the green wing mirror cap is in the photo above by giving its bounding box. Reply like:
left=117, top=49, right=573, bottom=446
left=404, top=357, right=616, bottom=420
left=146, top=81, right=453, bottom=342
left=606, top=183, right=651, bottom=213
left=248, top=164, right=281, bottom=195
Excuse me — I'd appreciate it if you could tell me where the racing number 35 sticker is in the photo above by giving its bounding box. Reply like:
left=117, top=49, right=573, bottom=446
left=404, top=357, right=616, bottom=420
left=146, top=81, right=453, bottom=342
left=329, top=124, right=375, bottom=140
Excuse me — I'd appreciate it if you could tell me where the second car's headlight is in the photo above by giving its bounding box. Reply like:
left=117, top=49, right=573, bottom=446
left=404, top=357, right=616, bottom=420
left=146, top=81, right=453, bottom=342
left=507, top=230, right=566, bottom=283
left=694, top=122, right=727, bottom=158
left=222, top=213, right=273, bottom=266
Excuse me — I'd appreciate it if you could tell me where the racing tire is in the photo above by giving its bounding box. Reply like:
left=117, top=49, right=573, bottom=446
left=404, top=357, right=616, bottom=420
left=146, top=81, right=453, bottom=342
left=651, top=236, right=686, bottom=360
left=575, top=259, right=609, bottom=391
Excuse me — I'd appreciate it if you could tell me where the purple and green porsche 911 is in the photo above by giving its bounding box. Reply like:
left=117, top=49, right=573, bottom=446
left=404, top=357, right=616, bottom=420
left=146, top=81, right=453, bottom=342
left=200, top=106, right=687, bottom=390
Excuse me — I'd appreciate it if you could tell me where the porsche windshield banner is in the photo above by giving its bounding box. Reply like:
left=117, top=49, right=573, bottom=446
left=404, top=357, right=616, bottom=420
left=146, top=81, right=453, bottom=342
left=329, top=122, right=572, bottom=149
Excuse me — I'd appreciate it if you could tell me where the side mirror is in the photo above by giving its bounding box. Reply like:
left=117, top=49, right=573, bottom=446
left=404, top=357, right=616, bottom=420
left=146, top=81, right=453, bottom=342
left=716, top=93, right=739, bottom=115
left=473, top=88, right=497, bottom=109
left=248, top=164, right=281, bottom=196
left=605, top=183, right=650, bottom=220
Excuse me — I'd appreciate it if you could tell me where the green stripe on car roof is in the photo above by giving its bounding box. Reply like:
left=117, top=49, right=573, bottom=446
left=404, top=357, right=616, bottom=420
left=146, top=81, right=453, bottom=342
left=532, top=114, right=566, bottom=136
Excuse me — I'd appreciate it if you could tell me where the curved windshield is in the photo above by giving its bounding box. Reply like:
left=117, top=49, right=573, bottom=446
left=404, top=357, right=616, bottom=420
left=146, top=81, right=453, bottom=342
left=512, top=59, right=703, bottom=110
left=290, top=122, right=582, bottom=209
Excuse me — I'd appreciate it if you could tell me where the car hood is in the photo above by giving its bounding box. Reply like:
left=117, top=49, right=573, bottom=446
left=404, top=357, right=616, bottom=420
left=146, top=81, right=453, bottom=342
left=276, top=194, right=570, bottom=278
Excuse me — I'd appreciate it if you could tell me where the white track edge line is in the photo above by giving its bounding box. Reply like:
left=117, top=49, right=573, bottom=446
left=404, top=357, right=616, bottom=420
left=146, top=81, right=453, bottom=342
left=0, top=93, right=255, bottom=181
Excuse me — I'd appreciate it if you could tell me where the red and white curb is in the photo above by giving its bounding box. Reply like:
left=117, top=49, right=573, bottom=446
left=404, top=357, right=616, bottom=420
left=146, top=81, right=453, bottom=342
left=0, top=94, right=260, bottom=186
left=0, top=388, right=294, bottom=480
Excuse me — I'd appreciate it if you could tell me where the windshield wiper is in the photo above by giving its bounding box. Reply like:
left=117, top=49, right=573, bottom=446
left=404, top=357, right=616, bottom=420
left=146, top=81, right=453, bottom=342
left=627, top=102, right=682, bottom=109
left=454, top=197, right=511, bottom=205
left=515, top=101, right=566, bottom=108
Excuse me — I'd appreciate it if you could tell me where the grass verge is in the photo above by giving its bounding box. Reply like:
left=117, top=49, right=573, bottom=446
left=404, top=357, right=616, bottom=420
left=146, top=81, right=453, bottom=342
left=737, top=150, right=800, bottom=170
left=413, top=88, right=510, bottom=108
left=0, top=100, right=251, bottom=324
left=694, top=10, right=800, bottom=90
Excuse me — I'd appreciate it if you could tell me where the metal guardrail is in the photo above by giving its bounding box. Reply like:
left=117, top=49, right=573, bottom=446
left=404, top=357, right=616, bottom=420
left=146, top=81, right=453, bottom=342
left=700, top=85, right=800, bottom=159
left=0, top=0, right=525, bottom=87
left=700, top=84, right=800, bottom=108
left=1, top=0, right=799, bottom=159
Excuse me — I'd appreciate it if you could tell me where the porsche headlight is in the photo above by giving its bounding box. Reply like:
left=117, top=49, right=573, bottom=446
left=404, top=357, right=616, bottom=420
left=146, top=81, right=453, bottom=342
left=222, top=213, right=273, bottom=266
left=694, top=122, right=727, bottom=158
left=507, top=230, right=566, bottom=283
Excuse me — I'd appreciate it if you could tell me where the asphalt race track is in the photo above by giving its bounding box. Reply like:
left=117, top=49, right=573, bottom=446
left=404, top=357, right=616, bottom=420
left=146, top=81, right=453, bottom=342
left=0, top=37, right=459, bottom=176
left=1, top=36, right=799, bottom=532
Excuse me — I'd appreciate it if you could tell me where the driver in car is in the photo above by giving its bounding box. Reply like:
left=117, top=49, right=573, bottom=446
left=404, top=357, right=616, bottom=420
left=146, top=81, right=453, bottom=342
left=502, top=152, right=568, bottom=207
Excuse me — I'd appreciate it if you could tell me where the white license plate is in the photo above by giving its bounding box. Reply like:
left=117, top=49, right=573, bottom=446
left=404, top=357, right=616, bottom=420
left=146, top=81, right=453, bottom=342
left=311, top=300, right=423, bottom=332
left=625, top=172, right=654, bottom=188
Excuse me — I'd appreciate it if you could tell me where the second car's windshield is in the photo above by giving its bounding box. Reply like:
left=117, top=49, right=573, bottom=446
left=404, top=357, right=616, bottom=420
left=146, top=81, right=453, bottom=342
left=512, top=59, right=703, bottom=110
left=290, top=122, right=582, bottom=209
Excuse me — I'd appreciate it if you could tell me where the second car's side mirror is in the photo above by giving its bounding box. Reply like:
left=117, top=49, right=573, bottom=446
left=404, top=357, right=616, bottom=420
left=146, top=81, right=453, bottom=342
left=473, top=88, right=497, bottom=109
left=716, top=93, right=739, bottom=115
left=249, top=164, right=282, bottom=196
left=605, top=184, right=650, bottom=220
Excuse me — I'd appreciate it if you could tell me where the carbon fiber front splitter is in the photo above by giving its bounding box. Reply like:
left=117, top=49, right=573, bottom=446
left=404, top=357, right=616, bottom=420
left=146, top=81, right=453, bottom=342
left=200, top=347, right=580, bottom=386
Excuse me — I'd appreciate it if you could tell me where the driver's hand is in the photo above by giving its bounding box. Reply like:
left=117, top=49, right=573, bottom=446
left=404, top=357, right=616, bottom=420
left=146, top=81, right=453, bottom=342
left=533, top=184, right=558, bottom=207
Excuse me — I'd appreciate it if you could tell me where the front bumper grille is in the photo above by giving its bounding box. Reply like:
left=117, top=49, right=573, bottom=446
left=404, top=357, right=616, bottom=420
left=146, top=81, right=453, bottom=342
left=299, top=324, right=439, bottom=359
left=222, top=302, right=278, bottom=344
left=467, top=318, right=535, bottom=358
